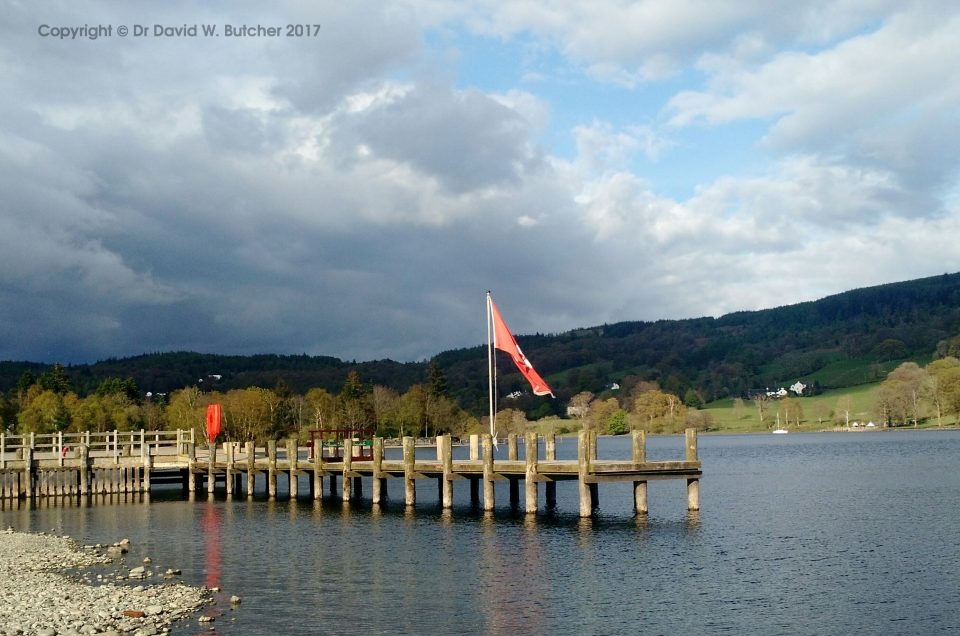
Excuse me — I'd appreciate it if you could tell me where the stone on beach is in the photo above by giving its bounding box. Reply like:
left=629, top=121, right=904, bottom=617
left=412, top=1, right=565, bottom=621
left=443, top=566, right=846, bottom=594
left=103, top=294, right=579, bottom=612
left=0, top=528, right=209, bottom=634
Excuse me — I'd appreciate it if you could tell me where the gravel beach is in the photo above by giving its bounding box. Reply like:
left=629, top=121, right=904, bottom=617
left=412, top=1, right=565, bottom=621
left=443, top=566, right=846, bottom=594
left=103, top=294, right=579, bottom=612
left=0, top=528, right=210, bottom=636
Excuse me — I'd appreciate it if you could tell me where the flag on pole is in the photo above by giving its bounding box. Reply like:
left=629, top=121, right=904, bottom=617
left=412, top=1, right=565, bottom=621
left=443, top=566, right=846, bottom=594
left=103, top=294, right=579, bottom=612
left=489, top=298, right=554, bottom=397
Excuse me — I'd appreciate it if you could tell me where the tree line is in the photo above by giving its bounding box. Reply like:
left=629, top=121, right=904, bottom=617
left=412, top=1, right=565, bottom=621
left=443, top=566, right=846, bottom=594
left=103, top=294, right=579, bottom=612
left=0, top=359, right=719, bottom=441
left=0, top=363, right=485, bottom=444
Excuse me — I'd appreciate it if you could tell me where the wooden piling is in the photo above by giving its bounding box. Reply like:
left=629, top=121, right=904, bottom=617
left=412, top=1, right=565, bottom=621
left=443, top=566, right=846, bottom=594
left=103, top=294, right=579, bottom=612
left=342, top=439, right=353, bottom=502
left=186, top=443, right=196, bottom=494
left=372, top=437, right=385, bottom=504
left=577, top=430, right=591, bottom=517
left=267, top=440, right=277, bottom=498
left=22, top=447, right=32, bottom=500
left=469, top=434, right=479, bottom=460
left=245, top=441, right=255, bottom=498
left=545, top=432, right=557, bottom=508
left=632, top=430, right=648, bottom=514
left=142, top=450, right=152, bottom=497
left=313, top=438, right=325, bottom=501
left=207, top=442, right=216, bottom=494
left=525, top=431, right=538, bottom=513
left=225, top=442, right=234, bottom=496
left=508, top=434, right=519, bottom=506
left=288, top=439, right=299, bottom=499
left=685, top=428, right=700, bottom=511
left=440, top=434, right=453, bottom=509
left=403, top=436, right=416, bottom=506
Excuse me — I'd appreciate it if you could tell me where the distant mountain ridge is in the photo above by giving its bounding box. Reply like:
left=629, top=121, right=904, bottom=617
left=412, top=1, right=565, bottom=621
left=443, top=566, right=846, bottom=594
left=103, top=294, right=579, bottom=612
left=3, top=272, right=959, bottom=414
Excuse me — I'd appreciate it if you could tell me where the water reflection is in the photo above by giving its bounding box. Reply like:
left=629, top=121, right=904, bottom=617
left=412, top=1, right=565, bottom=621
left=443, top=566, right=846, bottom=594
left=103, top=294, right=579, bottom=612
left=200, top=499, right=221, bottom=589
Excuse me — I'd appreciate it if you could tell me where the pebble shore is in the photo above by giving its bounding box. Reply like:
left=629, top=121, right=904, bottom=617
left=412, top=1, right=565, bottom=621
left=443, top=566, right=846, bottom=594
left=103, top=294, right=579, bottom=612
left=0, top=528, right=211, bottom=636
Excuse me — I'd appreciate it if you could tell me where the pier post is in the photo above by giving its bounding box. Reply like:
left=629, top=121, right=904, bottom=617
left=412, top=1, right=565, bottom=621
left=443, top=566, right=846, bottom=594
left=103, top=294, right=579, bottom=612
left=225, top=442, right=234, bottom=496
left=313, top=439, right=324, bottom=500
left=632, top=430, right=648, bottom=514
left=186, top=442, right=196, bottom=494
left=508, top=434, right=519, bottom=507
left=545, top=432, right=556, bottom=508
left=469, top=434, right=479, bottom=460
left=245, top=442, right=255, bottom=498
left=267, top=440, right=277, bottom=499
left=288, top=438, right=299, bottom=500
left=482, top=433, right=494, bottom=511
left=143, top=449, right=152, bottom=496
left=589, top=430, right=599, bottom=509
left=577, top=430, right=592, bottom=517
left=342, top=438, right=353, bottom=502
left=207, top=442, right=216, bottom=494
left=440, top=434, right=453, bottom=509
left=469, top=433, right=480, bottom=505
left=372, top=437, right=385, bottom=504
left=525, top=431, right=538, bottom=514
left=22, top=446, right=33, bottom=500
left=403, top=436, right=416, bottom=506
left=78, top=445, right=89, bottom=496
left=685, top=428, right=700, bottom=511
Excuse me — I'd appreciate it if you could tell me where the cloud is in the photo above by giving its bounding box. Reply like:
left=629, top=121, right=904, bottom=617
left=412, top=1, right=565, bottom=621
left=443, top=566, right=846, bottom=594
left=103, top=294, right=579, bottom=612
left=0, top=0, right=958, bottom=365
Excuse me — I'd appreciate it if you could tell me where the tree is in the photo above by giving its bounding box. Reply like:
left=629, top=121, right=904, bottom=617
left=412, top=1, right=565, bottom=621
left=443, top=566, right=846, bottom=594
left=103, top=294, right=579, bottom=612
left=835, top=395, right=852, bottom=427
left=779, top=397, right=803, bottom=429
left=337, top=370, right=372, bottom=430
left=95, top=377, right=142, bottom=403
left=588, top=398, right=620, bottom=433
left=166, top=387, right=203, bottom=432
left=304, top=388, right=336, bottom=430
left=394, top=385, right=421, bottom=438
left=17, top=389, right=71, bottom=433
left=269, top=378, right=295, bottom=437
left=427, top=361, right=449, bottom=398
left=884, top=362, right=929, bottom=426
left=926, top=357, right=960, bottom=427
left=876, top=379, right=910, bottom=426
left=39, top=363, right=73, bottom=395
left=683, top=388, right=703, bottom=409
left=607, top=409, right=628, bottom=435
left=752, top=394, right=769, bottom=424
left=567, top=391, right=594, bottom=428
left=223, top=388, right=274, bottom=443
left=370, top=385, right=400, bottom=436
left=494, top=408, right=527, bottom=436
left=633, top=390, right=685, bottom=433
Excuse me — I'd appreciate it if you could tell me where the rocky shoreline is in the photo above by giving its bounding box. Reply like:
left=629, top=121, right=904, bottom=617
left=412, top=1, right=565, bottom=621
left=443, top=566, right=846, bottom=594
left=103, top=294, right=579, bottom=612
left=0, top=528, right=212, bottom=635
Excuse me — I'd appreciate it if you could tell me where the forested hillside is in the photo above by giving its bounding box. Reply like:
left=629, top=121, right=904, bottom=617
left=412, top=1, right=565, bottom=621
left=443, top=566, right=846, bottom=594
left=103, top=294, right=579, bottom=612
left=3, top=272, right=960, bottom=418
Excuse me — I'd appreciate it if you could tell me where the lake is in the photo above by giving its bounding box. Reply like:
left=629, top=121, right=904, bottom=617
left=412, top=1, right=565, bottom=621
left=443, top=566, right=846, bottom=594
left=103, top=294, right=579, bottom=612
left=2, top=430, right=959, bottom=635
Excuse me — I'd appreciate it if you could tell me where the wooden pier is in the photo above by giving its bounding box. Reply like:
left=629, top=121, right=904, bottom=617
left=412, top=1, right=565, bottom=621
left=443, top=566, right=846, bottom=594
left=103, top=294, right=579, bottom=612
left=0, top=429, right=702, bottom=517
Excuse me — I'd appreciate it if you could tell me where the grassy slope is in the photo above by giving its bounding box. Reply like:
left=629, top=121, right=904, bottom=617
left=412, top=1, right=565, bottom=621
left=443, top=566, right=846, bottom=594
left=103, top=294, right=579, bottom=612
left=700, top=382, right=955, bottom=433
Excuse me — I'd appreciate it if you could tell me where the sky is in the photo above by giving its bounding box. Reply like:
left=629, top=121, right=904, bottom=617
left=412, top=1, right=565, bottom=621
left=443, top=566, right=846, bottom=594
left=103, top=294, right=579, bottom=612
left=2, top=1, right=959, bottom=365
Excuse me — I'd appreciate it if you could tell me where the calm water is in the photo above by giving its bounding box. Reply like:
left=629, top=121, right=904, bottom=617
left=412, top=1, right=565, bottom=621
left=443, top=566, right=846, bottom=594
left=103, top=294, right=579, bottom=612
left=2, top=431, right=959, bottom=635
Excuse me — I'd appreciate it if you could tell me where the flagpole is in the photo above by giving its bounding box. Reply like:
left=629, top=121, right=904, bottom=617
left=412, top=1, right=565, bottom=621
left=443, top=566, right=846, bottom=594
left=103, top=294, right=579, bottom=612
left=486, top=291, right=495, bottom=440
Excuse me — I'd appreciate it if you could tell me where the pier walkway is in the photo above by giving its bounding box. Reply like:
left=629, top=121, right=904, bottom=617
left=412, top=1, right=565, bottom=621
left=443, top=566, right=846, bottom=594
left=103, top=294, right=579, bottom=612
left=0, top=429, right=702, bottom=517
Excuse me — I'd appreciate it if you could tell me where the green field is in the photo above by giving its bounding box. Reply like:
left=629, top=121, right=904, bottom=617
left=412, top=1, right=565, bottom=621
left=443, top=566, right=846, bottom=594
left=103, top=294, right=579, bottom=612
left=703, top=382, right=902, bottom=433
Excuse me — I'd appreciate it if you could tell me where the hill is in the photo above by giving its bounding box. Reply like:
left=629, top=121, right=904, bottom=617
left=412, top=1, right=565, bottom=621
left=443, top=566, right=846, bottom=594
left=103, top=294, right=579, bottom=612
left=2, top=272, right=960, bottom=416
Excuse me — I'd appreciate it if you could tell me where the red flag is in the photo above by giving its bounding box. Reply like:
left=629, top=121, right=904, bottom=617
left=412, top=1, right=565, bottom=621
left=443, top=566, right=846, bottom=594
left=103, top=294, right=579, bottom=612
left=206, top=404, right=222, bottom=444
left=490, top=299, right=554, bottom=397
